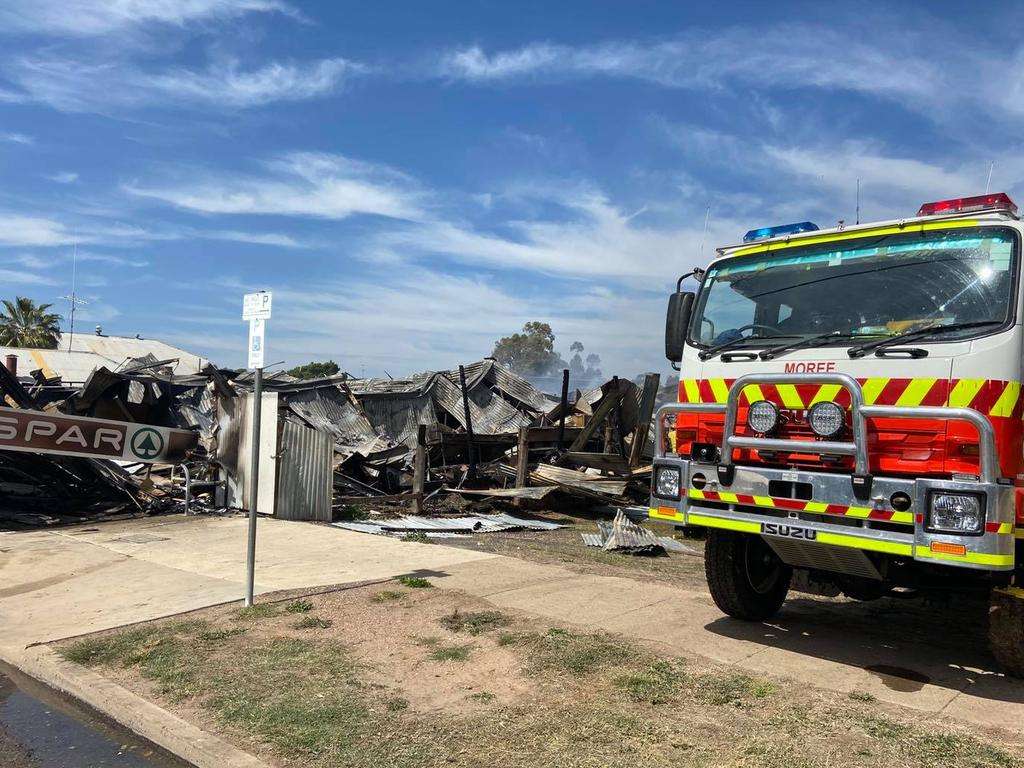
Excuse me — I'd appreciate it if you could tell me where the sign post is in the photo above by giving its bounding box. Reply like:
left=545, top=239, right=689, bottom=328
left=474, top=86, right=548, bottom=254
left=242, top=291, right=272, bottom=607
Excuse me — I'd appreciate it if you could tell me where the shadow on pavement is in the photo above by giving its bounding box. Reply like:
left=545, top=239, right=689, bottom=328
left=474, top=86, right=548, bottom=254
left=705, top=593, right=1024, bottom=703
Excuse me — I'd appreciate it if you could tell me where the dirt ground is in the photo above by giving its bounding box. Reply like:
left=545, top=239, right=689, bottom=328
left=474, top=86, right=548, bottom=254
left=56, top=575, right=1024, bottom=768
left=417, top=506, right=711, bottom=590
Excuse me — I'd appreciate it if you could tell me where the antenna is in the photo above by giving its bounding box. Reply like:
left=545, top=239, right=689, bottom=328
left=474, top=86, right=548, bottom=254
left=986, top=161, right=995, bottom=194
left=61, top=241, right=88, bottom=351
left=855, top=178, right=860, bottom=225
left=698, top=204, right=711, bottom=258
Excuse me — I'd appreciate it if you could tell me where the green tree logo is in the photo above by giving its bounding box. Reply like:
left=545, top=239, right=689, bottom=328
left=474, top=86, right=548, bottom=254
left=130, top=428, right=165, bottom=460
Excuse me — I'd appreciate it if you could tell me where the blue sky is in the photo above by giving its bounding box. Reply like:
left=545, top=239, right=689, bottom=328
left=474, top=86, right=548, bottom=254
left=0, top=1, right=1021, bottom=381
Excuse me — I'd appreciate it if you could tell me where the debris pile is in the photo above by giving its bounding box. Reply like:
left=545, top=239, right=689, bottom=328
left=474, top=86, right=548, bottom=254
left=2, top=344, right=663, bottom=528
left=268, top=359, right=661, bottom=512
left=581, top=509, right=695, bottom=556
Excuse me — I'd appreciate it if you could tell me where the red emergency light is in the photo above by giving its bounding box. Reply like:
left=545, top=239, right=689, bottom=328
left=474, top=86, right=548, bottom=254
left=917, top=192, right=1017, bottom=217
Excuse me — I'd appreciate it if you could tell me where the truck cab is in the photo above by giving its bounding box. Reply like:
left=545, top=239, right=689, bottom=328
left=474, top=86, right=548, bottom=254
left=651, top=193, right=1024, bottom=673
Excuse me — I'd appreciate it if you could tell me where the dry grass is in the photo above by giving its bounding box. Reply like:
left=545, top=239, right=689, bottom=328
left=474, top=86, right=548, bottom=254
left=58, top=583, right=1024, bottom=768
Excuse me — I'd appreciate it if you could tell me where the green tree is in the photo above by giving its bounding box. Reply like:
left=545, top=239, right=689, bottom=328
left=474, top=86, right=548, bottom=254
left=287, top=360, right=341, bottom=379
left=492, top=322, right=566, bottom=377
left=0, top=297, right=61, bottom=349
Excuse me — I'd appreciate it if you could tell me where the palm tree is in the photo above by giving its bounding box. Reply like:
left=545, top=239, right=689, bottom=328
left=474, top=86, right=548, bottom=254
left=0, top=297, right=62, bottom=349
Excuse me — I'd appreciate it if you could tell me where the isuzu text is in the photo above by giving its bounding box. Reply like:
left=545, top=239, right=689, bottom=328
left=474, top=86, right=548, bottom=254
left=651, top=192, right=1024, bottom=673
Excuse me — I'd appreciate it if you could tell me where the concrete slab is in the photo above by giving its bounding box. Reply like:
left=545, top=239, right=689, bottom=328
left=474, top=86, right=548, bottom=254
left=0, top=515, right=498, bottom=650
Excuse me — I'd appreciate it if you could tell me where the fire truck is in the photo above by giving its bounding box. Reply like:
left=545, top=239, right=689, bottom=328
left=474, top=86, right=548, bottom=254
left=651, top=192, right=1024, bottom=673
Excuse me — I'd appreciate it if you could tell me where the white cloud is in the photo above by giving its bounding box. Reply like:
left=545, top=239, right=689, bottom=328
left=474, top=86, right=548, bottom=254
left=0, top=0, right=295, bottom=37
left=7, top=55, right=359, bottom=112
left=0, top=268, right=56, bottom=285
left=0, top=131, right=33, bottom=144
left=437, top=24, right=1024, bottom=132
left=201, top=230, right=305, bottom=247
left=125, top=152, right=424, bottom=220
left=46, top=171, right=78, bottom=183
left=0, top=214, right=73, bottom=246
left=237, top=266, right=660, bottom=377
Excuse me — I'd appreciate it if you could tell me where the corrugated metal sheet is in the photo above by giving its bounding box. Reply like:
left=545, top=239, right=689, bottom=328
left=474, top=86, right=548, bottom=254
left=62, top=334, right=206, bottom=375
left=359, top=393, right=434, bottom=447
left=285, top=386, right=381, bottom=457
left=275, top=420, right=333, bottom=521
left=332, top=513, right=565, bottom=535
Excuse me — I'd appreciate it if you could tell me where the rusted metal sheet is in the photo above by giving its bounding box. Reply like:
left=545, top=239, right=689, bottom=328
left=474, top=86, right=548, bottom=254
left=0, top=409, right=197, bottom=463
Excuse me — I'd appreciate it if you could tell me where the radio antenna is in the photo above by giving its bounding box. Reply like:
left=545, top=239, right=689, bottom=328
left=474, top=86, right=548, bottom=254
left=855, top=178, right=860, bottom=225
left=985, top=161, right=995, bottom=194
left=61, top=241, right=88, bottom=351
left=698, top=204, right=711, bottom=258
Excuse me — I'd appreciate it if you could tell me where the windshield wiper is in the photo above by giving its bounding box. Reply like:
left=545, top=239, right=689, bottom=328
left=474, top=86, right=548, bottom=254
left=699, top=334, right=798, bottom=361
left=848, top=320, right=1003, bottom=358
left=759, top=331, right=872, bottom=361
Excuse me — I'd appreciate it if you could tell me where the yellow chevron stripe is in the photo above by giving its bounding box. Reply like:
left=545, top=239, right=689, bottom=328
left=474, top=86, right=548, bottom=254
left=718, top=492, right=739, bottom=503
left=844, top=506, right=873, bottom=519
left=895, top=378, right=936, bottom=407
left=689, top=489, right=705, bottom=501
left=803, top=501, right=828, bottom=513
left=709, top=379, right=729, bottom=404
left=947, top=378, right=986, bottom=408
left=861, top=378, right=888, bottom=405
left=995, top=522, right=1014, bottom=535
left=683, top=379, right=700, bottom=403
left=808, top=383, right=842, bottom=407
left=752, top=495, right=774, bottom=507
left=742, top=384, right=765, bottom=404
left=990, top=381, right=1020, bottom=418
left=775, top=383, right=803, bottom=408
left=891, top=511, right=914, bottom=524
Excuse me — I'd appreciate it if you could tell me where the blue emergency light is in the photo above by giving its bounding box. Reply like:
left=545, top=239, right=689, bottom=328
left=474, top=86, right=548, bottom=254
left=742, top=221, right=820, bottom=242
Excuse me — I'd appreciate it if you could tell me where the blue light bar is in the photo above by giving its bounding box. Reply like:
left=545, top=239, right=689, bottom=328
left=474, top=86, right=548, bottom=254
left=742, top=221, right=820, bottom=243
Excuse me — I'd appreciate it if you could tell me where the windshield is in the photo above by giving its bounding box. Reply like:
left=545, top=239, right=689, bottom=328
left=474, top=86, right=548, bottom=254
left=690, top=228, right=1018, bottom=348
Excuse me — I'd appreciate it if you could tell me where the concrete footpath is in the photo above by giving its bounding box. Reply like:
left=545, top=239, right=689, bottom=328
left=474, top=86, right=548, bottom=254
left=1, top=514, right=1024, bottom=762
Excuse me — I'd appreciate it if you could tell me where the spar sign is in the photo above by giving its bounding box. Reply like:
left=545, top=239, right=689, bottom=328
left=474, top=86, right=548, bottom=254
left=0, top=409, right=198, bottom=463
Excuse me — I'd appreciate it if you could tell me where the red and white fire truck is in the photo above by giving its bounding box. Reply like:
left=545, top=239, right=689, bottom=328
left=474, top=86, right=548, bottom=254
left=651, top=193, right=1024, bottom=673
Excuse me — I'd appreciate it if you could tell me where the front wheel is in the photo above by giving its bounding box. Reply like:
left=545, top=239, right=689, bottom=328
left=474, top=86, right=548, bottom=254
left=705, top=531, right=791, bottom=620
left=990, top=587, right=1024, bottom=677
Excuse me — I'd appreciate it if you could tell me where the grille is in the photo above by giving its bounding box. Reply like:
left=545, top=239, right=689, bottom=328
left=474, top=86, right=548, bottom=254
left=764, top=536, right=882, bottom=580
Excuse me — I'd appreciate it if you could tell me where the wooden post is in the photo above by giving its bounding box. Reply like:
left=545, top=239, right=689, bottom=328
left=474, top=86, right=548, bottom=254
left=412, top=424, right=427, bottom=513
left=458, top=365, right=477, bottom=480
left=629, top=372, right=661, bottom=467
left=514, top=425, right=530, bottom=507
left=568, top=383, right=625, bottom=452
left=556, top=368, right=570, bottom=451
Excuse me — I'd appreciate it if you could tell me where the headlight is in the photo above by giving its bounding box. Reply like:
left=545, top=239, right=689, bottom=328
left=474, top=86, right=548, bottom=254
left=927, top=492, right=984, bottom=535
left=654, top=466, right=681, bottom=499
left=807, top=401, right=845, bottom=438
left=746, top=400, right=779, bottom=434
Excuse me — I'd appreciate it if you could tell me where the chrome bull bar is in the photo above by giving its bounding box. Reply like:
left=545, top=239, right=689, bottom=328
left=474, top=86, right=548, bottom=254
left=654, top=373, right=1001, bottom=484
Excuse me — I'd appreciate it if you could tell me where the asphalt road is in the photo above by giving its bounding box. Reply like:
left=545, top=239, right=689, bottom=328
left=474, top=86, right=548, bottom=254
left=0, top=667, right=188, bottom=768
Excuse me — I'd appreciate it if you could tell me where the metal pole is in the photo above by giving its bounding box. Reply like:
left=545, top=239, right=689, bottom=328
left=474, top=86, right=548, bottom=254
left=556, top=368, right=569, bottom=451
left=458, top=365, right=477, bottom=481
left=244, top=366, right=263, bottom=607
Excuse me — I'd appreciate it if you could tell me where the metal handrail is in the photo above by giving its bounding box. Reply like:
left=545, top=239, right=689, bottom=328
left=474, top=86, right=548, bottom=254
left=653, top=375, right=1002, bottom=484
left=721, top=373, right=868, bottom=475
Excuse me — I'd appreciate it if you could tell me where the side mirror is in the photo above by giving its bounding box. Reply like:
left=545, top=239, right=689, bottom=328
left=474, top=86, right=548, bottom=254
left=665, top=291, right=695, bottom=362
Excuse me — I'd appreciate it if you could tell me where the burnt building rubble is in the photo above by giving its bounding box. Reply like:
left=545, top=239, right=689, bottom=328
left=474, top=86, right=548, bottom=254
left=0, top=347, right=662, bottom=528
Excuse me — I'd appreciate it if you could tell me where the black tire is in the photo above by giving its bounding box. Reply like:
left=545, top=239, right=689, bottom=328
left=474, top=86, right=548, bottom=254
left=990, top=588, right=1024, bottom=678
left=705, top=530, right=791, bottom=620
